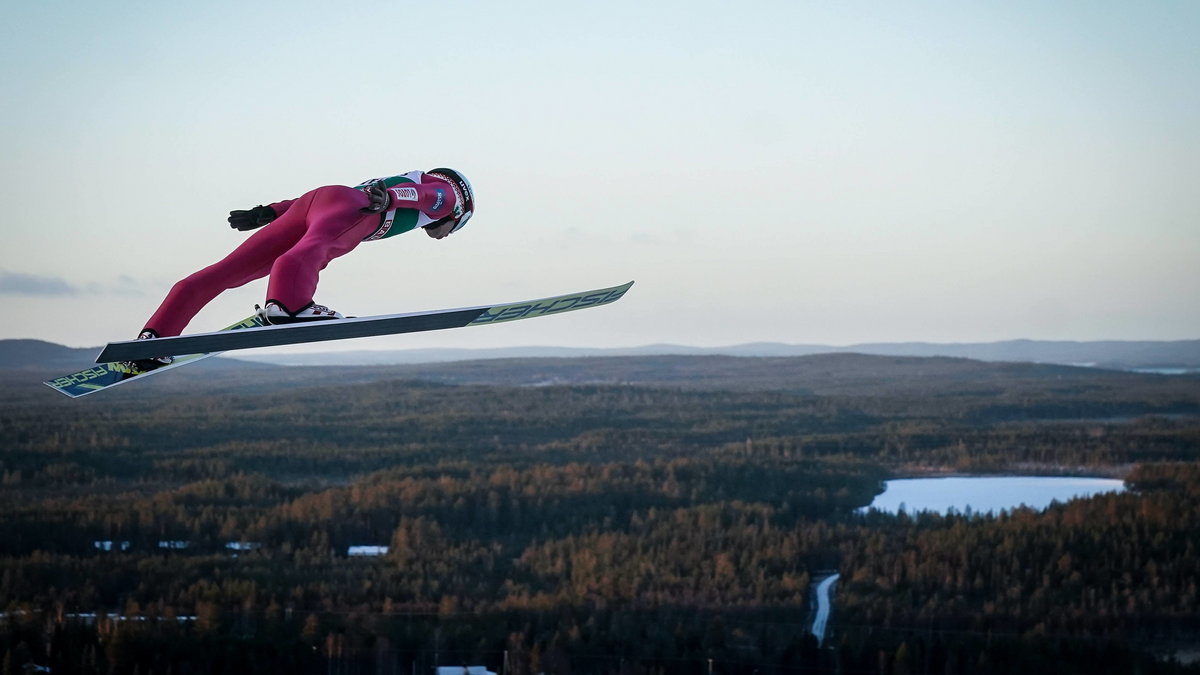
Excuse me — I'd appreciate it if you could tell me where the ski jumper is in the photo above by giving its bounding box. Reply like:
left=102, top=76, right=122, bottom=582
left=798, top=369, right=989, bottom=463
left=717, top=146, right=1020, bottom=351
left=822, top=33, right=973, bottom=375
left=143, top=172, right=460, bottom=338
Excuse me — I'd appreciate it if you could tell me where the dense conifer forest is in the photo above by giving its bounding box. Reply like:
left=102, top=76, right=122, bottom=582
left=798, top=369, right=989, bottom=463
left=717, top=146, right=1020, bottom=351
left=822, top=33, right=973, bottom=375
left=1, top=354, right=1199, bottom=674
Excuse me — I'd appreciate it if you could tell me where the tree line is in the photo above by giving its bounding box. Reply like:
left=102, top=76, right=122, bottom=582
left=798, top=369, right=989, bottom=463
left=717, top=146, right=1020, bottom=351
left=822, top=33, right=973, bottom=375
left=2, top=367, right=1198, bottom=673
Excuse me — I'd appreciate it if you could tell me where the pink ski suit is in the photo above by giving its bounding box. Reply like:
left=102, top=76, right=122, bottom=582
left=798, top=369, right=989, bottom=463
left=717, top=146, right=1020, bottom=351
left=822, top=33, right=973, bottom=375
left=144, top=171, right=461, bottom=337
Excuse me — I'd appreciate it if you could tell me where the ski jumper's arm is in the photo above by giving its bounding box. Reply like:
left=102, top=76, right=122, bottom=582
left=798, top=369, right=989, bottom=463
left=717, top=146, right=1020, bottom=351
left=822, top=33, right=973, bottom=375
left=267, top=198, right=297, bottom=217
left=266, top=175, right=453, bottom=222
left=356, top=173, right=461, bottom=241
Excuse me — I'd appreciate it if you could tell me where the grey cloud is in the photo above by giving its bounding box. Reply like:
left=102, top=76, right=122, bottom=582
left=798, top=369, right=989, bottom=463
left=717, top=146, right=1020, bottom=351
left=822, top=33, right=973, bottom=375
left=1, top=270, right=146, bottom=297
left=0, top=271, right=80, bottom=296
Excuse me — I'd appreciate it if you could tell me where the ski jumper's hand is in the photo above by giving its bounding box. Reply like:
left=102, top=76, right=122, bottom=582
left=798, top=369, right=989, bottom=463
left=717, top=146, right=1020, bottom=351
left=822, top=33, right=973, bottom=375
left=228, top=205, right=278, bottom=231
left=360, top=180, right=391, bottom=214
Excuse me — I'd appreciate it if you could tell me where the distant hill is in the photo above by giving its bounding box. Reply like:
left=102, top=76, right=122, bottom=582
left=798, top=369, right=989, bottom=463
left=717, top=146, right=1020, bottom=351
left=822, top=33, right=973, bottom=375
left=0, top=340, right=97, bottom=369
left=217, top=339, right=1200, bottom=370
left=0, top=339, right=262, bottom=371
left=5, top=343, right=1198, bottom=404
left=3, top=338, right=1197, bottom=375
left=324, top=353, right=1199, bottom=396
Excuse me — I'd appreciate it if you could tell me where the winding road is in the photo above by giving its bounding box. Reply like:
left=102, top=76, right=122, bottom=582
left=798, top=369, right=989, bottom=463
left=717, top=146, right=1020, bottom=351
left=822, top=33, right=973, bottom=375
left=811, top=573, right=839, bottom=646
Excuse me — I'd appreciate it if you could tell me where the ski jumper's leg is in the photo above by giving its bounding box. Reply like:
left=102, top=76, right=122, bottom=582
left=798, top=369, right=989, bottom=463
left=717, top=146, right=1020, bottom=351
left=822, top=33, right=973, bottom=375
left=143, top=185, right=377, bottom=335
left=143, top=190, right=320, bottom=337
left=264, top=185, right=379, bottom=313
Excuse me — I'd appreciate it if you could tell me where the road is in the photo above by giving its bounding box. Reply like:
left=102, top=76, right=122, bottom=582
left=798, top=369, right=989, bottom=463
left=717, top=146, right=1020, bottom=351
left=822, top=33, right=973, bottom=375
left=811, top=573, right=840, bottom=646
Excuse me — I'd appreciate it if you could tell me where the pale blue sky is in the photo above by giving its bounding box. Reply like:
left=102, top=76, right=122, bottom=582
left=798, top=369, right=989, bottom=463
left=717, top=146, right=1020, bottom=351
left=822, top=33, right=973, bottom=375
left=2, top=1, right=1197, bottom=351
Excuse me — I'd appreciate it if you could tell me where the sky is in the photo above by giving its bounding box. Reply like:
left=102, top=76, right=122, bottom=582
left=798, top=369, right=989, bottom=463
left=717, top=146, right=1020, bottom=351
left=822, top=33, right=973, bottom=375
left=2, top=1, right=1197, bottom=353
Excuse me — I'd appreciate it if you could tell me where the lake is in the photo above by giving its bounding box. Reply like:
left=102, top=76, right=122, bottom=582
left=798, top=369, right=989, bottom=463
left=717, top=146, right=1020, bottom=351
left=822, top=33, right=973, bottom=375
left=1130, top=368, right=1199, bottom=375
left=863, top=476, right=1127, bottom=515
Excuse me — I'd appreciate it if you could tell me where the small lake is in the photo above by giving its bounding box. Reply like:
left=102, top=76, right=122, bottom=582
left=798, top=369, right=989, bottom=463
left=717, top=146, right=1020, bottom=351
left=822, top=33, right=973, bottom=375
left=864, top=476, right=1127, bottom=516
left=1130, top=368, right=1199, bottom=375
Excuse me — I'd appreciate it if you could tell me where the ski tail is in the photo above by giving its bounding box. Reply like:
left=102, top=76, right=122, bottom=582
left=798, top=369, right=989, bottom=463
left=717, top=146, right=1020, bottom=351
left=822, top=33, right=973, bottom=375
left=44, top=315, right=264, bottom=398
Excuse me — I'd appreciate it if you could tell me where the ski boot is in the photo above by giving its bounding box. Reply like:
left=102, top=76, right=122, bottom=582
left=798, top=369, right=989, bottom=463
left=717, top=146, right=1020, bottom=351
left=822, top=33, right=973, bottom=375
left=256, top=300, right=345, bottom=325
left=122, top=329, right=174, bottom=372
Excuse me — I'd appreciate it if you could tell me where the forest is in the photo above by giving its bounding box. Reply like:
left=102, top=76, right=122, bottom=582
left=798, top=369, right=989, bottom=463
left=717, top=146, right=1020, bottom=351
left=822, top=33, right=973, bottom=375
left=1, top=353, right=1199, bottom=674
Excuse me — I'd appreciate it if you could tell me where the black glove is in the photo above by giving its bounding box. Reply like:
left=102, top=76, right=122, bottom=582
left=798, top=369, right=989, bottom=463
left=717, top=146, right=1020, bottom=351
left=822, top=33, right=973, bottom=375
left=361, top=180, right=392, bottom=214
left=228, top=205, right=277, bottom=231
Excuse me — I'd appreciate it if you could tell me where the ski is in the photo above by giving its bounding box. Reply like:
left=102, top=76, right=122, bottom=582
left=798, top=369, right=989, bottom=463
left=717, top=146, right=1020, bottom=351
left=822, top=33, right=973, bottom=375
left=95, top=281, right=635, bottom=364
left=44, top=315, right=265, bottom=398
